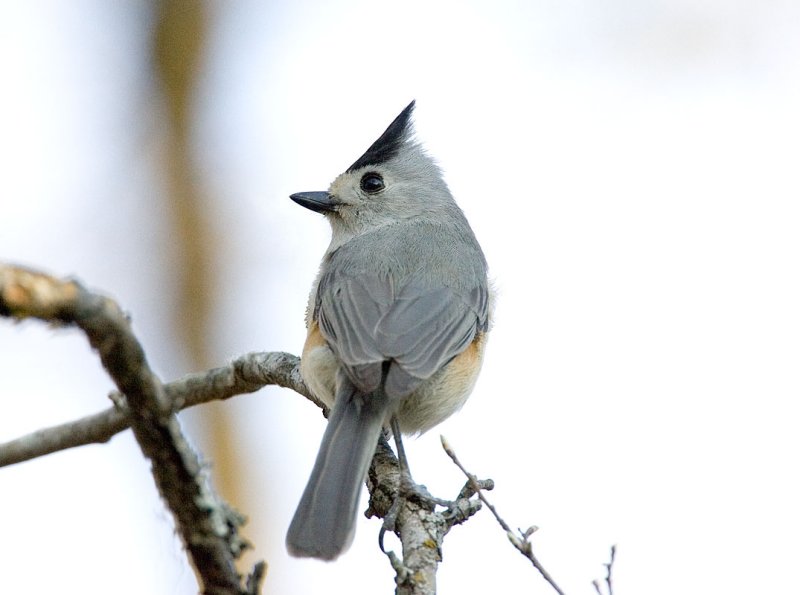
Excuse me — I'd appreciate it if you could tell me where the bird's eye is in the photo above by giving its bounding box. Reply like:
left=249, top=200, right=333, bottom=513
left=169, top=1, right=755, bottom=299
left=360, top=173, right=385, bottom=194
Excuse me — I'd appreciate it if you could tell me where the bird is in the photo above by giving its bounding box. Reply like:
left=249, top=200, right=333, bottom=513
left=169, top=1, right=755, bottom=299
left=286, top=100, right=490, bottom=561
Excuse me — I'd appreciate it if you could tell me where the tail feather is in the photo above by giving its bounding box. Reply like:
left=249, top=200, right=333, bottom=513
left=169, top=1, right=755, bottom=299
left=286, top=379, right=389, bottom=560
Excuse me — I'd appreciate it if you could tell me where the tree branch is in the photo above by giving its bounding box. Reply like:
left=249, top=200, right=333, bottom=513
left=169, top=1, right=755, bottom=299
left=366, top=436, right=484, bottom=595
left=0, top=351, right=316, bottom=467
left=442, top=436, right=567, bottom=595
left=593, top=545, right=616, bottom=595
left=0, top=264, right=263, bottom=595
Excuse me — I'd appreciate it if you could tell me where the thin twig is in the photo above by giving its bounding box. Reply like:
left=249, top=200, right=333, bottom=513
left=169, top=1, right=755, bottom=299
left=0, top=264, right=263, bottom=595
left=441, top=435, right=566, bottom=595
left=593, top=545, right=616, bottom=595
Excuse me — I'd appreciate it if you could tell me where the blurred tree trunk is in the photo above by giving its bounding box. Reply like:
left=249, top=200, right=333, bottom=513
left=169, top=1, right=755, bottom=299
left=151, top=0, right=246, bottom=559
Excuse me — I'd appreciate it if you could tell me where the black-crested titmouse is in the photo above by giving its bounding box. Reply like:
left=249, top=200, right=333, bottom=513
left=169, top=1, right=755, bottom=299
left=286, top=101, right=490, bottom=560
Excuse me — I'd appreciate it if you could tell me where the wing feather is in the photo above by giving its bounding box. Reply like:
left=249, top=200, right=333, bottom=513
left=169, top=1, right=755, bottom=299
left=316, top=271, right=487, bottom=399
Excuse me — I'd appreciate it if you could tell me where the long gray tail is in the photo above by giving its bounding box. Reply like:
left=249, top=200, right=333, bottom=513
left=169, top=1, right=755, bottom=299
left=286, top=378, right=389, bottom=560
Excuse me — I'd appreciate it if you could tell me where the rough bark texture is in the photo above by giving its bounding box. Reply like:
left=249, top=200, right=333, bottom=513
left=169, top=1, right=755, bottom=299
left=0, top=264, right=263, bottom=595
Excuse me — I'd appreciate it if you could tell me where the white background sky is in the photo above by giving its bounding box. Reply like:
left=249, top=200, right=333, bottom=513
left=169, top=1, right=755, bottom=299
left=1, top=1, right=799, bottom=594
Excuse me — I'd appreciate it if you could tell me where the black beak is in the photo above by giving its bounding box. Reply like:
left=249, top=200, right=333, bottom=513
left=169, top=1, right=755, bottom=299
left=290, top=191, right=337, bottom=214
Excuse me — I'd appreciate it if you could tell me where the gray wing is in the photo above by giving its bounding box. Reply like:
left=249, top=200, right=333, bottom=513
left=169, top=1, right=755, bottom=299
left=316, top=272, right=488, bottom=400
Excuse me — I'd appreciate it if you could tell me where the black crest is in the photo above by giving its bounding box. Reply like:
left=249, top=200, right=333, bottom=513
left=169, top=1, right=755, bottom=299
left=347, top=100, right=415, bottom=173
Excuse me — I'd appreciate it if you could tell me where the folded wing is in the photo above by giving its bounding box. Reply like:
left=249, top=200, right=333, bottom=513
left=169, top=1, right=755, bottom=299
left=316, top=271, right=488, bottom=399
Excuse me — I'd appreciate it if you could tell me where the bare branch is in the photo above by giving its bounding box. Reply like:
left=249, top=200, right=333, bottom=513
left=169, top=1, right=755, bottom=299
left=441, top=436, right=567, bottom=595
left=367, top=437, right=441, bottom=595
left=593, top=545, right=616, bottom=595
left=0, top=351, right=314, bottom=467
left=0, top=406, right=128, bottom=467
left=365, top=435, right=485, bottom=595
left=0, top=264, right=262, bottom=595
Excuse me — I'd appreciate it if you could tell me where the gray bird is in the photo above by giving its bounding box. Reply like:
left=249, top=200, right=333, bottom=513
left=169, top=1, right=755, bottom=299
left=286, top=101, right=490, bottom=560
